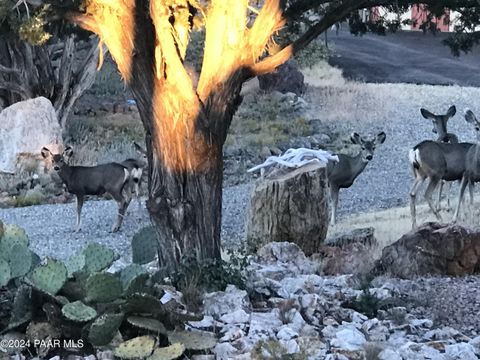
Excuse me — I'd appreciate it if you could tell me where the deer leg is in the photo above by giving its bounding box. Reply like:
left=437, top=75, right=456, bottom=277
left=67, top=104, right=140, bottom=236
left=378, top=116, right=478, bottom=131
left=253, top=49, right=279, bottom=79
left=453, top=176, right=469, bottom=223
left=469, top=182, right=474, bottom=206
left=330, top=186, right=339, bottom=225
left=409, top=176, right=425, bottom=229
left=436, top=180, right=444, bottom=211
left=111, top=192, right=131, bottom=233
left=424, top=178, right=442, bottom=222
left=75, top=195, right=84, bottom=232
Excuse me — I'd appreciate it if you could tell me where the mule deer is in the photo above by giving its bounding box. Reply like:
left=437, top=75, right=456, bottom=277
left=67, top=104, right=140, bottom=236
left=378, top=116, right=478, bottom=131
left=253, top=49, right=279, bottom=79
left=327, top=132, right=386, bottom=225
left=41, top=146, right=132, bottom=232
left=419, top=105, right=460, bottom=209
left=121, top=142, right=148, bottom=200
left=409, top=138, right=473, bottom=229
left=453, top=110, right=480, bottom=222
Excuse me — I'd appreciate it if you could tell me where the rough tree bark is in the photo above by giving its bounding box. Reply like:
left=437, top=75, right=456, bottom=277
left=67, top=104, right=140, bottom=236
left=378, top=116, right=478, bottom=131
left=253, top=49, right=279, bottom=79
left=246, top=163, right=330, bottom=256
left=70, top=0, right=368, bottom=272
left=0, top=35, right=99, bottom=128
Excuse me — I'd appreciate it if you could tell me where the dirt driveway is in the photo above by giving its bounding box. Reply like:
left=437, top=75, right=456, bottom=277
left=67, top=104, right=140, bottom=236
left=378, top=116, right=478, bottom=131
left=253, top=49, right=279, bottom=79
left=328, top=28, right=480, bottom=86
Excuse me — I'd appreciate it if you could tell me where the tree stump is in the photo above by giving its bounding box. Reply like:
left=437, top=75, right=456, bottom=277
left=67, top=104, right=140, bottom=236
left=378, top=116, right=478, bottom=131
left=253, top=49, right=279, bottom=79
left=246, top=162, right=330, bottom=256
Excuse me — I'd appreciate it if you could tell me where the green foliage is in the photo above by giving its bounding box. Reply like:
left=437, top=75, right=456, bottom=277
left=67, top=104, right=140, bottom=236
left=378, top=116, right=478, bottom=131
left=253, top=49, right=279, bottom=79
left=0, top=259, right=11, bottom=288
left=88, top=312, right=124, bottom=346
left=132, top=226, right=158, bottom=265
left=148, top=343, right=185, bottom=360
left=294, top=41, right=331, bottom=69
left=29, top=258, right=67, bottom=295
left=62, top=301, right=98, bottom=322
left=85, top=273, right=123, bottom=303
left=127, top=316, right=167, bottom=334
left=83, top=243, right=118, bottom=273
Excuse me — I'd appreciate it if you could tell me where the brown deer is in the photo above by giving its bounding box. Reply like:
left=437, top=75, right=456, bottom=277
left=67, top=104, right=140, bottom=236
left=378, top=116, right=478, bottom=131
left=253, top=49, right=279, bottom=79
left=41, top=146, right=133, bottom=232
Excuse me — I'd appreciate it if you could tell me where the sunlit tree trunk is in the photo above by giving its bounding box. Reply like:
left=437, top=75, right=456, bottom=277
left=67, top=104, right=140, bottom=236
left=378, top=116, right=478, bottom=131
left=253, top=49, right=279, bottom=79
left=73, top=0, right=294, bottom=271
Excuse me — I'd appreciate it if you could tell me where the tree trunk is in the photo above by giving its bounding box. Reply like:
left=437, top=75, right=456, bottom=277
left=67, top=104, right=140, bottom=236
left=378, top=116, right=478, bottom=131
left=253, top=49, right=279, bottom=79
left=246, top=163, right=330, bottom=256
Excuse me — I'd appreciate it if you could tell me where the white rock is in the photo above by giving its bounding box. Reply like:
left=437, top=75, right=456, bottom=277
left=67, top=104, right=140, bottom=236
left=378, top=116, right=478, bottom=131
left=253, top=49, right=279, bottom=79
left=213, top=342, right=238, bottom=360
left=203, top=285, right=251, bottom=319
left=288, top=309, right=307, bottom=333
left=219, top=327, right=245, bottom=342
left=277, top=326, right=299, bottom=341
left=188, top=315, right=215, bottom=328
left=445, top=343, right=478, bottom=360
left=279, top=339, right=300, bottom=354
left=378, top=348, right=402, bottom=360
left=0, top=97, right=63, bottom=173
left=423, top=327, right=461, bottom=341
left=468, top=336, right=480, bottom=355
left=351, top=311, right=368, bottom=324
left=220, top=309, right=250, bottom=324
left=325, top=354, right=349, bottom=360
left=249, top=311, right=283, bottom=340
left=410, top=318, right=434, bottom=328
left=330, top=328, right=366, bottom=351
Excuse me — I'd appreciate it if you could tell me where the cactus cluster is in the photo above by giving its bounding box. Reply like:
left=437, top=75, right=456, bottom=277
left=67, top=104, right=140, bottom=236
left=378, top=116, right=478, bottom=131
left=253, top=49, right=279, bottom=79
left=0, top=222, right=217, bottom=358
left=132, top=226, right=158, bottom=264
left=0, top=221, right=35, bottom=287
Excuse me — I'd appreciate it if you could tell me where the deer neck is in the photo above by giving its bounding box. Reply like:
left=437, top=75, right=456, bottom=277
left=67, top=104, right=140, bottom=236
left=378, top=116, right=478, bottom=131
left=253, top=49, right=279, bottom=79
left=57, top=165, right=74, bottom=185
left=351, top=152, right=368, bottom=179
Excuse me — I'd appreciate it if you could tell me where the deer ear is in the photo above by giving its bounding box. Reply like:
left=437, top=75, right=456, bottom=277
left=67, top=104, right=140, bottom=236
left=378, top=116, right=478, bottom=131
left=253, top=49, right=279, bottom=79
left=375, top=132, right=386, bottom=144
left=465, top=110, right=477, bottom=124
left=63, top=146, right=74, bottom=159
left=134, top=142, right=147, bottom=155
left=41, top=147, right=51, bottom=159
left=446, top=105, right=456, bottom=118
left=420, top=108, right=435, bottom=120
left=350, top=132, right=361, bottom=145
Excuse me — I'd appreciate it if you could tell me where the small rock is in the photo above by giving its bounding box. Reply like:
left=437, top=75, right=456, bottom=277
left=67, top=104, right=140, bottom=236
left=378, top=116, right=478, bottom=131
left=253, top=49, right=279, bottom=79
left=378, top=348, right=402, bottom=360
left=203, top=285, right=251, bottom=319
left=330, top=328, right=367, bottom=351
left=277, top=326, right=299, bottom=341
left=213, top=342, right=238, bottom=360
left=220, top=309, right=250, bottom=324
left=445, top=343, right=478, bottom=360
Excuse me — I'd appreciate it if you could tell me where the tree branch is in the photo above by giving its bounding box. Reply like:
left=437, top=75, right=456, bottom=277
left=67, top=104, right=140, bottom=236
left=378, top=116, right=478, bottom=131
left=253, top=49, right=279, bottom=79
left=0, top=64, right=19, bottom=75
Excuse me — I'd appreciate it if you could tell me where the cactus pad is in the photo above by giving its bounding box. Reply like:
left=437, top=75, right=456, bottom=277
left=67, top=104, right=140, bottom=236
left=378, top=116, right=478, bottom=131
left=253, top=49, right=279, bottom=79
left=0, top=224, right=29, bottom=261
left=7, top=286, right=32, bottom=331
left=147, top=343, right=185, bottom=360
left=8, top=244, right=33, bottom=278
left=85, top=273, right=123, bottom=303
left=65, top=253, right=86, bottom=277
left=0, top=258, right=11, bottom=287
left=62, top=300, right=97, bottom=322
left=82, top=243, right=118, bottom=273
left=119, top=264, right=148, bottom=286
left=167, top=330, right=217, bottom=350
left=124, top=273, right=152, bottom=296
left=122, top=293, right=165, bottom=316
left=30, top=258, right=67, bottom=295
left=114, top=335, right=156, bottom=359
left=127, top=316, right=167, bottom=334
left=88, top=312, right=124, bottom=346
left=132, top=226, right=158, bottom=265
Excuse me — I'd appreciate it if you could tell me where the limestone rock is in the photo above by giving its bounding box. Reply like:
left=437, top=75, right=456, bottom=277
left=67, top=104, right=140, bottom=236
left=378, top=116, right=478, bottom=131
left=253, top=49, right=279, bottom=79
left=203, top=285, right=251, bottom=319
left=0, top=97, right=62, bottom=173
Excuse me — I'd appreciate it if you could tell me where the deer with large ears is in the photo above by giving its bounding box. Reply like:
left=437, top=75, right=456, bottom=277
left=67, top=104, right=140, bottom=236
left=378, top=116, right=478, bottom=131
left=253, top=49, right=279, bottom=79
left=121, top=142, right=148, bottom=201
left=420, top=105, right=464, bottom=210
left=327, top=132, right=387, bottom=225
left=41, top=146, right=132, bottom=232
left=453, top=110, right=480, bottom=222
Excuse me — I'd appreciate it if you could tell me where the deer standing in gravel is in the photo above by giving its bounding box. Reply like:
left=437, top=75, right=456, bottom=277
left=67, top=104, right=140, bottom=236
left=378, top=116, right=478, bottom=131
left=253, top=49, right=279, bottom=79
left=409, top=106, right=474, bottom=228
left=41, top=146, right=132, bottom=232
left=419, top=105, right=461, bottom=210
left=453, top=110, right=480, bottom=222
left=327, top=132, right=386, bottom=225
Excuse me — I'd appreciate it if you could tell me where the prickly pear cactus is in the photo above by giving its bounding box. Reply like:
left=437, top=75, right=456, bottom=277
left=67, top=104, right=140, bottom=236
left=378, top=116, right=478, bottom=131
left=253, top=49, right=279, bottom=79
left=119, top=264, right=148, bottom=287
left=114, top=335, right=156, bottom=359
left=82, top=243, right=118, bottom=273
left=127, top=316, right=167, bottom=334
left=85, top=273, right=123, bottom=303
left=0, top=220, right=4, bottom=238
left=61, top=301, right=97, bottom=322
left=122, top=293, right=165, bottom=316
left=132, top=226, right=158, bottom=265
left=88, top=312, right=124, bottom=346
left=8, top=244, right=33, bottom=278
left=64, top=253, right=86, bottom=277
left=167, top=330, right=217, bottom=350
left=148, top=343, right=185, bottom=360
left=0, top=258, right=10, bottom=287
left=0, top=224, right=29, bottom=261
left=7, top=285, right=33, bottom=331
left=29, top=258, right=67, bottom=295
left=124, top=273, right=152, bottom=296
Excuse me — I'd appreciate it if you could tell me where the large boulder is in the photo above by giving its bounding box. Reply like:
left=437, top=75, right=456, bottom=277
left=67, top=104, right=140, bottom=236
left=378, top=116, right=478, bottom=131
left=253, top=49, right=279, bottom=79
left=0, top=97, right=63, bottom=174
left=258, top=60, right=306, bottom=96
left=373, top=223, right=480, bottom=278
